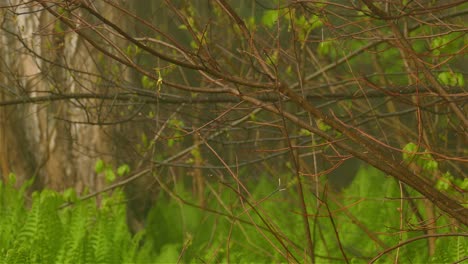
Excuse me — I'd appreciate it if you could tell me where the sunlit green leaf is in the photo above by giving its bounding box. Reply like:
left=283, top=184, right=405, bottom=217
left=318, top=40, right=333, bottom=56
left=95, top=159, right=105, bottom=173
left=459, top=178, right=468, bottom=190
left=117, top=164, right=130, bottom=176
left=262, top=10, right=279, bottom=28
left=402, top=142, right=418, bottom=162
left=299, top=128, right=311, bottom=136
left=105, top=169, right=116, bottom=183
left=436, top=172, right=453, bottom=191
left=317, top=119, right=331, bottom=132
left=438, top=72, right=464, bottom=87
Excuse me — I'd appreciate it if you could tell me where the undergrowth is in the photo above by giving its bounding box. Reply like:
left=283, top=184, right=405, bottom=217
left=0, top=174, right=151, bottom=263
left=0, top=167, right=466, bottom=263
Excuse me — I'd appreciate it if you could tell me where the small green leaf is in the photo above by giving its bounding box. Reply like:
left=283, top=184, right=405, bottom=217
left=125, top=45, right=132, bottom=56
left=117, top=164, right=130, bottom=176
left=246, top=16, right=256, bottom=31
left=134, top=45, right=141, bottom=56
left=141, top=132, right=148, bottom=148
left=169, top=118, right=184, bottom=128
left=402, top=142, right=418, bottom=162
left=459, top=178, right=468, bottom=190
left=191, top=148, right=201, bottom=160
left=317, top=119, right=331, bottom=132
left=299, top=128, right=311, bottom=136
left=95, top=159, right=105, bottom=173
left=295, top=15, right=306, bottom=27
left=438, top=72, right=450, bottom=85
left=438, top=72, right=464, bottom=87
left=266, top=50, right=278, bottom=66
left=435, top=180, right=448, bottom=191
left=168, top=138, right=175, bottom=147
left=141, top=75, right=155, bottom=89
left=105, top=169, right=116, bottom=183
left=262, top=10, right=279, bottom=28
left=286, top=65, right=293, bottom=76
left=249, top=113, right=257, bottom=121
left=318, top=41, right=333, bottom=56
left=455, top=73, right=465, bottom=87
left=423, top=158, right=438, bottom=171
left=190, top=40, right=198, bottom=49
left=63, top=188, right=77, bottom=202
left=436, top=172, right=453, bottom=191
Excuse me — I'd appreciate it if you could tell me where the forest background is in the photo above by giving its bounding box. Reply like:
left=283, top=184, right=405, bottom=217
left=0, top=0, right=466, bottom=263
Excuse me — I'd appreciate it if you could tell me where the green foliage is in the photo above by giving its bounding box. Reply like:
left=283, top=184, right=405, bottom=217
left=317, top=119, right=332, bottom=132
left=104, top=169, right=116, bottom=183
left=0, top=175, right=32, bottom=262
left=437, top=72, right=464, bottom=87
left=117, top=164, right=131, bottom=177
left=0, top=175, right=154, bottom=263
left=141, top=75, right=155, bottom=89
left=261, top=10, right=279, bottom=28
left=94, top=159, right=129, bottom=183
left=94, top=159, right=105, bottom=174
left=402, top=143, right=465, bottom=194
left=299, top=128, right=311, bottom=136
left=246, top=16, right=256, bottom=31
left=338, top=167, right=421, bottom=263
left=435, top=171, right=467, bottom=193
left=125, top=44, right=141, bottom=57
left=1, top=170, right=464, bottom=263
left=293, top=13, right=322, bottom=47
left=186, top=147, right=201, bottom=165
left=142, top=168, right=465, bottom=263
left=430, top=32, right=465, bottom=56
left=318, top=40, right=335, bottom=57
left=402, top=142, right=438, bottom=171
left=431, top=235, right=467, bottom=263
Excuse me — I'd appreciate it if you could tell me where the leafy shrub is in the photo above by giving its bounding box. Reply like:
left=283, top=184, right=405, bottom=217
left=0, top=174, right=153, bottom=263
left=1, top=169, right=465, bottom=263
